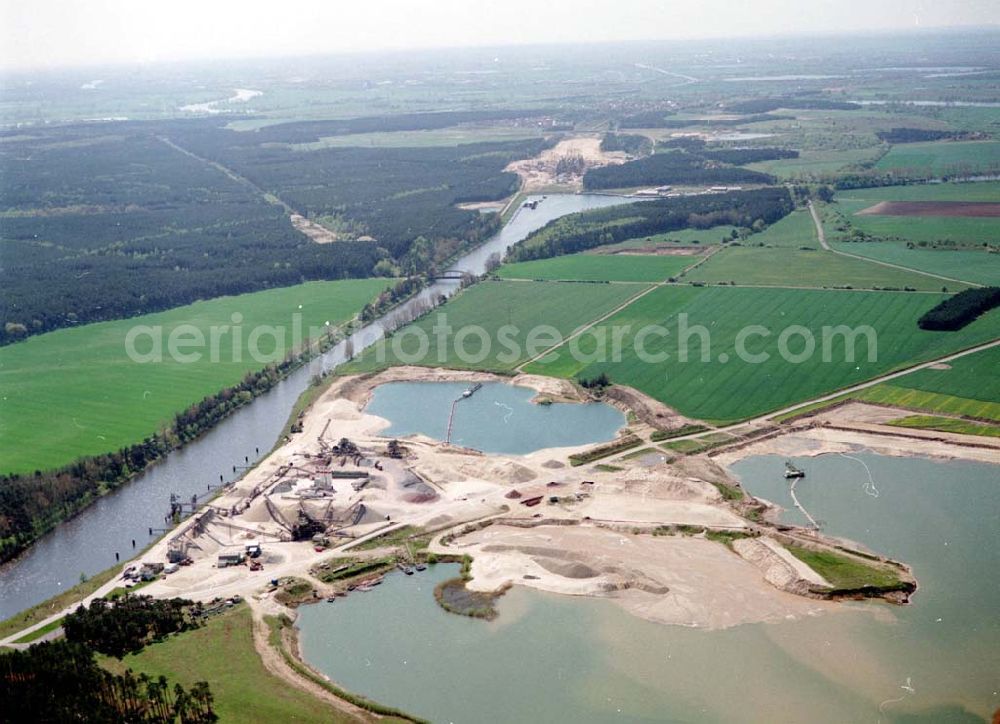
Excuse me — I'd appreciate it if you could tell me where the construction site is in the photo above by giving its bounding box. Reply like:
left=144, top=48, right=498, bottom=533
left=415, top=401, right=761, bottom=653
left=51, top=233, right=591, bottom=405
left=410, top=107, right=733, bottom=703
left=126, top=367, right=921, bottom=631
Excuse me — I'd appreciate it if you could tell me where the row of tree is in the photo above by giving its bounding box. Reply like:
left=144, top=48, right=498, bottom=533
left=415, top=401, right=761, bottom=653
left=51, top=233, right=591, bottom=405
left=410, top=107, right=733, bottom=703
left=725, top=97, right=861, bottom=114
left=875, top=128, right=961, bottom=143
left=917, top=287, right=1000, bottom=331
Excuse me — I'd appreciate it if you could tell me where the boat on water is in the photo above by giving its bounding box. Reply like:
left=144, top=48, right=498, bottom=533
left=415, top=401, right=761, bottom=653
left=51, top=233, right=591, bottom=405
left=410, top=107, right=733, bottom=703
left=784, top=461, right=806, bottom=479
left=415, top=563, right=427, bottom=572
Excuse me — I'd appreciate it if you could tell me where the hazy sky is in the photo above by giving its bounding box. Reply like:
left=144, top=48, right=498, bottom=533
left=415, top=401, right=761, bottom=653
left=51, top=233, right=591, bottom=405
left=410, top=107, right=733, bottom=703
left=2, top=0, right=998, bottom=71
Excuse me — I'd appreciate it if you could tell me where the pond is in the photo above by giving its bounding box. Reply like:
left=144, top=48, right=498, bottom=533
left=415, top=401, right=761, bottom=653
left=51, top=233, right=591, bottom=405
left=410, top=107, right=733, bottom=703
left=298, top=452, right=999, bottom=723
left=365, top=381, right=626, bottom=455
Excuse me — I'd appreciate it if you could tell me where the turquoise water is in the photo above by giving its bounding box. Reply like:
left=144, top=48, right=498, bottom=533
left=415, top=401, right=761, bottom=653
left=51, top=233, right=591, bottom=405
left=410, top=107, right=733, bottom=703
left=365, top=381, right=625, bottom=454
left=298, top=453, right=1000, bottom=723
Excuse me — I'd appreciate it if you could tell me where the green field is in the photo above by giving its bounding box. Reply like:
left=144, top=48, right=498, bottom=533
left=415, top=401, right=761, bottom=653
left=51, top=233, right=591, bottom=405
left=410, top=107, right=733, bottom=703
left=591, top=225, right=739, bottom=251
left=856, top=385, right=1000, bottom=422
left=684, top=248, right=963, bottom=290
left=0, top=279, right=388, bottom=474
left=876, top=140, right=1000, bottom=175
left=102, top=606, right=349, bottom=723
left=827, top=183, right=1000, bottom=284
left=830, top=242, right=1000, bottom=286
left=346, top=280, right=645, bottom=373
left=836, top=182, right=1000, bottom=203
left=742, top=209, right=821, bottom=249
left=887, top=414, right=1000, bottom=438
left=833, top=198, right=1000, bottom=247
left=289, top=126, right=547, bottom=150
left=522, top=286, right=1000, bottom=422
left=783, top=544, right=903, bottom=590
left=746, top=147, right=882, bottom=178
left=498, top=253, right=692, bottom=282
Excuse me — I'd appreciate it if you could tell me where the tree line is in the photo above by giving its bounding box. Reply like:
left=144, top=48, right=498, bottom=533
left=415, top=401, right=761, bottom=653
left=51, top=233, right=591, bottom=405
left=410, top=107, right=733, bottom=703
left=0, top=640, right=217, bottom=722
left=619, top=112, right=790, bottom=129
left=725, top=97, right=861, bottom=114
left=2, top=594, right=216, bottom=722
left=582, top=149, right=775, bottom=190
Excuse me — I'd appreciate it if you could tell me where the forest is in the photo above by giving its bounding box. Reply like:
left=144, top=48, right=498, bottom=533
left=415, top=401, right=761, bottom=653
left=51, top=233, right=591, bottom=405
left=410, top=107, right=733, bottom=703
left=0, top=640, right=218, bottom=723
left=698, top=147, right=799, bottom=164
left=582, top=147, right=776, bottom=189
left=64, top=594, right=200, bottom=658
left=600, top=133, right=653, bottom=156
left=0, top=119, right=549, bottom=342
left=509, top=187, right=793, bottom=261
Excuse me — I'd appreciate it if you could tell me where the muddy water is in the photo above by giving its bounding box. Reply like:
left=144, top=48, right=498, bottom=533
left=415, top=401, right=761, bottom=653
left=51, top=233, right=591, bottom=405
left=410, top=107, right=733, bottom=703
left=365, top=381, right=625, bottom=454
left=0, top=193, right=632, bottom=620
left=298, top=453, right=999, bottom=723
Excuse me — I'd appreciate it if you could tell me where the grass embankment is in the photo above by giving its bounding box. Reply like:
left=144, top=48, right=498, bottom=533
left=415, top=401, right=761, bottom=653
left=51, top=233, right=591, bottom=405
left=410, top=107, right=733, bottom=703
left=274, top=578, right=319, bottom=608
left=312, top=527, right=433, bottom=586
left=525, top=286, right=1000, bottom=423
left=100, top=605, right=355, bottom=723
left=0, top=279, right=388, bottom=474
left=782, top=544, right=906, bottom=591
left=0, top=565, right=119, bottom=640
left=11, top=617, right=64, bottom=644
left=348, top=525, right=429, bottom=552
left=662, top=432, right=736, bottom=455
left=650, top=525, right=753, bottom=547
left=650, top=424, right=708, bottom=441
left=569, top=434, right=642, bottom=465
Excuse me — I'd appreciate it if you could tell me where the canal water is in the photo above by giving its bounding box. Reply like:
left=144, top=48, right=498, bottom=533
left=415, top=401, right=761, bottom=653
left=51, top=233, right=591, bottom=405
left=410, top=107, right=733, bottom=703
left=298, top=453, right=999, bottom=723
left=0, top=193, right=631, bottom=620
left=365, top=381, right=625, bottom=454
